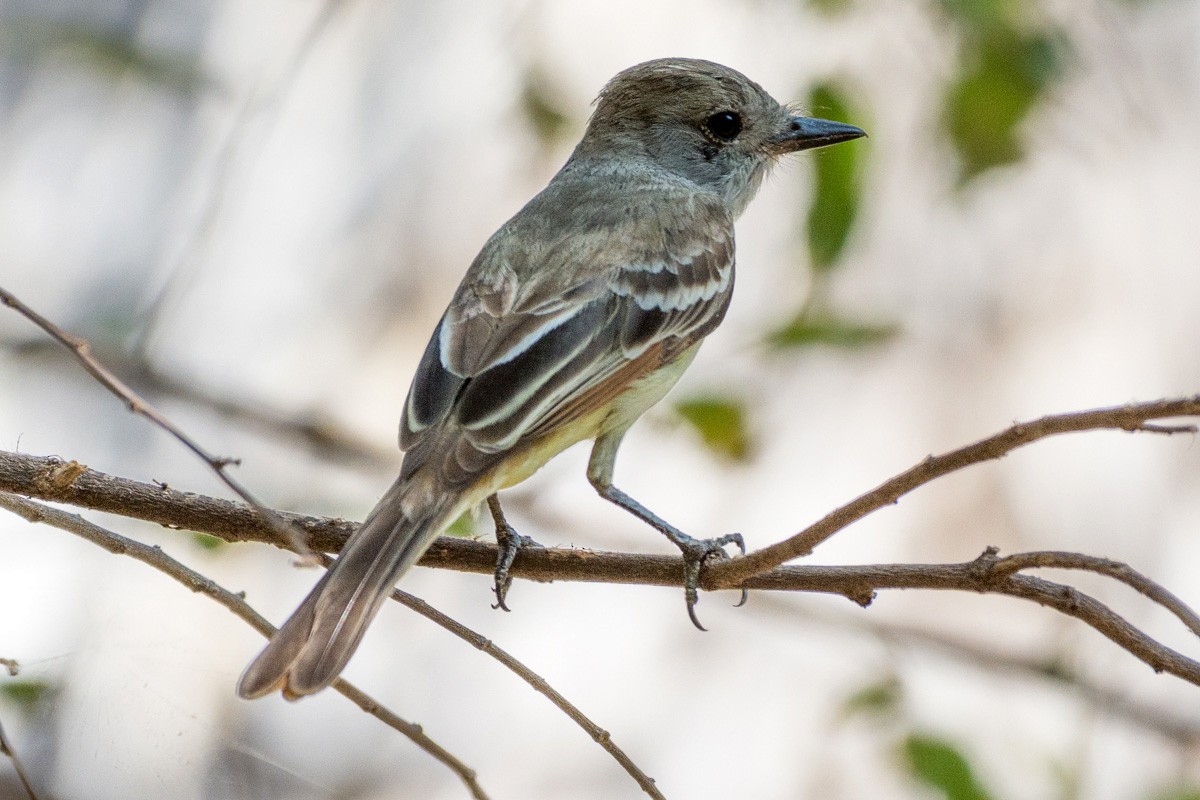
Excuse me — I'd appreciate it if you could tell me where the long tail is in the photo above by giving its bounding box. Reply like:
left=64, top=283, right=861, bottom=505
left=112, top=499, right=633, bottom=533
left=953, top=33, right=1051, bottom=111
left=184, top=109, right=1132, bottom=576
left=237, top=476, right=461, bottom=700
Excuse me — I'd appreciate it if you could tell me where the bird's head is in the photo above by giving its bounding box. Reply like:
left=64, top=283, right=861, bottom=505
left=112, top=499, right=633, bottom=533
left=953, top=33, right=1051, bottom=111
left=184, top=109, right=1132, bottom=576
left=577, top=58, right=865, bottom=215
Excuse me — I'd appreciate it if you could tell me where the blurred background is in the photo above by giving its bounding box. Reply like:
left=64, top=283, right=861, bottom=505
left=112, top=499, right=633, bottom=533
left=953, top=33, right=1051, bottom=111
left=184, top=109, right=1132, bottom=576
left=2, top=0, right=1199, bottom=797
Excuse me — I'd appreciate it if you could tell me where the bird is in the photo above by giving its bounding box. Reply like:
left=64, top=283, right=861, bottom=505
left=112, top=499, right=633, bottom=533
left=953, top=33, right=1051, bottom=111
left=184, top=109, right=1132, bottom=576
left=238, top=57, right=865, bottom=700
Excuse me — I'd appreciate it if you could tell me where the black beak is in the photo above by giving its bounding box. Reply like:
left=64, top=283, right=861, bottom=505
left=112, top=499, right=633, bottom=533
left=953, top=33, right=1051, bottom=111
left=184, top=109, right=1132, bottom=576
left=772, top=116, right=866, bottom=154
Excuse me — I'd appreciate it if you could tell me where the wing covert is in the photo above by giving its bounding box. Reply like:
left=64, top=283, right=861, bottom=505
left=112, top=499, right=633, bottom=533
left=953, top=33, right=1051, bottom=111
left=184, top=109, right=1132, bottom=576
left=398, top=179, right=736, bottom=480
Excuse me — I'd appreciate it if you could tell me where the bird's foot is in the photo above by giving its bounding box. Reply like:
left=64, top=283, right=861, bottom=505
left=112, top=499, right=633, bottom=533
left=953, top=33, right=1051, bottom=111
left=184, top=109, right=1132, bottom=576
left=673, top=532, right=747, bottom=631
left=492, top=520, right=542, bottom=611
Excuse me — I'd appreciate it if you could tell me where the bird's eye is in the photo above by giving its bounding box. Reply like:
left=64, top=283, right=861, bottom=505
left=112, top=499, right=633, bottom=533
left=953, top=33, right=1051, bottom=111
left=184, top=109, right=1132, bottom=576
left=704, top=111, right=742, bottom=142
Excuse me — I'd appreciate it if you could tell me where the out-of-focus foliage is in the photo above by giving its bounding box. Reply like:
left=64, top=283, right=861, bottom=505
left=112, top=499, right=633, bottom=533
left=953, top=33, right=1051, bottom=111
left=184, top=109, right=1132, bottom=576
left=902, top=733, right=995, bottom=800
left=806, top=0, right=853, bottom=19
left=841, top=677, right=1000, bottom=799
left=672, top=396, right=751, bottom=462
left=1149, top=789, right=1200, bottom=800
left=839, top=675, right=902, bottom=718
left=445, top=511, right=475, bottom=538
left=936, top=0, right=1011, bottom=30
left=192, top=532, right=225, bottom=551
left=806, top=83, right=865, bottom=272
left=0, top=18, right=210, bottom=94
left=768, top=310, right=897, bottom=350
left=765, top=80, right=890, bottom=355
left=937, top=0, right=1066, bottom=182
left=0, top=679, right=55, bottom=716
left=520, top=68, right=573, bottom=146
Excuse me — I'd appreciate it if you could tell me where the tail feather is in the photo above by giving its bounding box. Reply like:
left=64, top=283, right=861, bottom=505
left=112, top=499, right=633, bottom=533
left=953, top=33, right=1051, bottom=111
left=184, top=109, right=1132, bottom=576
left=237, top=478, right=459, bottom=700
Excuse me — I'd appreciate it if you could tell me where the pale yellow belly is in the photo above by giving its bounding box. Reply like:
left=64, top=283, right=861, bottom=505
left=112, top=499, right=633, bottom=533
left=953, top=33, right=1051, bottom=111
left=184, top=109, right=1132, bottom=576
left=485, top=342, right=702, bottom=495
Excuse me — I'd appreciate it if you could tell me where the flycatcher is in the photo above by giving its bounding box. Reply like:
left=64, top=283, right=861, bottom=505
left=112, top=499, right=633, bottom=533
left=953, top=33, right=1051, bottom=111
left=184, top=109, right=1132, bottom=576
left=239, top=58, right=865, bottom=700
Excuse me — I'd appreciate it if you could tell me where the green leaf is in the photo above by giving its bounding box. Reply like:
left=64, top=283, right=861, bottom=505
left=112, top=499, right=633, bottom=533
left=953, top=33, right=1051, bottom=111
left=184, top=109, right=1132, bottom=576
left=902, top=733, right=994, bottom=800
left=444, top=511, right=475, bottom=538
left=768, top=311, right=898, bottom=350
left=1148, top=789, right=1200, bottom=800
left=807, top=0, right=853, bottom=14
left=1, top=680, right=54, bottom=715
left=673, top=397, right=751, bottom=461
left=520, top=70, right=572, bottom=145
left=192, top=532, right=225, bottom=551
left=936, top=0, right=1015, bottom=31
left=1033, top=656, right=1073, bottom=682
left=943, top=25, right=1066, bottom=181
left=841, top=676, right=902, bottom=718
left=0, top=19, right=210, bottom=94
left=805, top=83, right=866, bottom=271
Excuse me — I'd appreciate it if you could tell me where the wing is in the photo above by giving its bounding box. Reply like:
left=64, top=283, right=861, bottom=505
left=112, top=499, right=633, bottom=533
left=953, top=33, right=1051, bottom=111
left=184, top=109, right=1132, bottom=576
left=399, top=180, right=735, bottom=489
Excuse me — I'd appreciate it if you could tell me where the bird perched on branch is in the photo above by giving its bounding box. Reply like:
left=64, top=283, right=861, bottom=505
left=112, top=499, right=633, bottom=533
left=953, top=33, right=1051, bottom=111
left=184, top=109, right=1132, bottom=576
left=239, top=57, right=865, bottom=700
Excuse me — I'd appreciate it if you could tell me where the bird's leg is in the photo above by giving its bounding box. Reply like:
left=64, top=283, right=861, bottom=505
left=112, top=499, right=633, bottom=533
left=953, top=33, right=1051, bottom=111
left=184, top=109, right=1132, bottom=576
left=487, top=493, right=541, bottom=611
left=587, top=433, right=747, bottom=630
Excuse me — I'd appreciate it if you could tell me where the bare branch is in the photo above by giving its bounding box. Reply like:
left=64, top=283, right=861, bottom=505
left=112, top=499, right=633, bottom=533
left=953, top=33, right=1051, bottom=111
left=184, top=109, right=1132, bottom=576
left=0, top=492, right=489, bottom=800
left=5, top=287, right=640, bottom=794
left=0, top=451, right=350, bottom=550
left=3, top=450, right=1199, bottom=690
left=132, top=0, right=343, bottom=355
left=986, top=549, right=1200, bottom=639
left=0, top=478, right=663, bottom=800
left=0, top=714, right=41, bottom=800
left=707, top=397, right=1200, bottom=587
left=368, top=562, right=667, bottom=800
left=0, top=286, right=311, bottom=556
left=9, top=340, right=393, bottom=472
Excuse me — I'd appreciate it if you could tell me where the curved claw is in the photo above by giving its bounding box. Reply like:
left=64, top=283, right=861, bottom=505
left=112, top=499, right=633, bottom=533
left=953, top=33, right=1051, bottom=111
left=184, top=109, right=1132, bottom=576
left=679, top=532, right=750, bottom=630
left=683, top=557, right=707, bottom=631
left=492, top=523, right=542, bottom=611
left=686, top=598, right=708, bottom=631
left=491, top=525, right=520, bottom=612
left=719, top=533, right=748, bottom=607
left=492, top=539, right=517, bottom=612
left=492, top=580, right=513, bottom=612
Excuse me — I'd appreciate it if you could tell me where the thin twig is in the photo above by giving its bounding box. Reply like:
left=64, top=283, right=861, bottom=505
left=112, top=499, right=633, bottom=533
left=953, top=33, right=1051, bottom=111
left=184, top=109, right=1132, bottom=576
left=3, top=451, right=1199, bottom=690
left=133, top=0, right=342, bottom=354
left=986, top=549, right=1200, bottom=638
left=315, top=557, right=666, bottom=800
left=0, top=492, right=489, bottom=800
left=327, top=680, right=486, bottom=800
left=8, top=340, right=394, bottom=471
left=0, top=286, right=310, bottom=557
left=0, top=715, right=41, bottom=800
left=708, top=397, right=1200, bottom=587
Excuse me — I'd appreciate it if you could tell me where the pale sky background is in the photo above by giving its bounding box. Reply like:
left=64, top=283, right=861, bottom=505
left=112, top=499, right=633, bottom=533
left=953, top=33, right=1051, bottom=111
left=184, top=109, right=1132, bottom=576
left=2, top=1, right=1200, bottom=798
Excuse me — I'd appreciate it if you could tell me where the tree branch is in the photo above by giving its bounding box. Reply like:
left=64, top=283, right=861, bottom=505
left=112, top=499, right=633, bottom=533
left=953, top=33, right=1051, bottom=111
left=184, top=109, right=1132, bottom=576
left=707, top=397, right=1200, bottom=587
left=0, top=714, right=41, bottom=800
left=0, top=492, right=489, bottom=800
left=0, top=285, right=311, bottom=556
left=0, top=470, right=665, bottom=799
left=8, top=339, right=394, bottom=472
left=3, top=449, right=1199, bottom=689
left=0, top=450, right=350, bottom=550
left=987, top=550, right=1200, bottom=638
left=367, top=561, right=666, bottom=800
